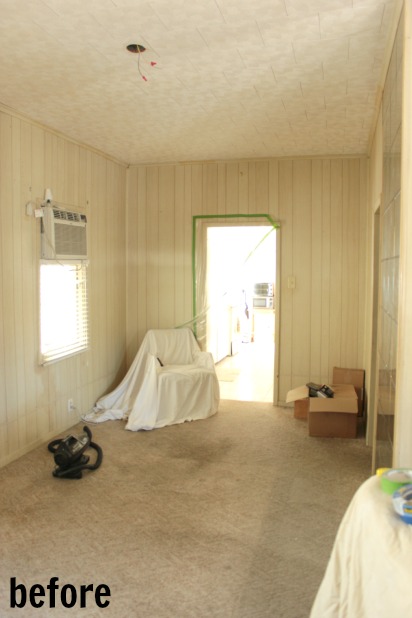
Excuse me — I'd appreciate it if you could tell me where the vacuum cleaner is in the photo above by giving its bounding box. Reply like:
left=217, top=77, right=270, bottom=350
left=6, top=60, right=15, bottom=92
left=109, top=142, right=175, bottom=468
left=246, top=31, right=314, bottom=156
left=48, top=425, right=103, bottom=479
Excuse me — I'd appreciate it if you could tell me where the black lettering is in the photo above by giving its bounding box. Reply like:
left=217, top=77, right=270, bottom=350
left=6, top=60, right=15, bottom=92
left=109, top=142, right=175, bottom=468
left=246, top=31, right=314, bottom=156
left=46, top=576, right=59, bottom=608
left=61, top=584, right=77, bottom=608
left=80, top=583, right=94, bottom=608
left=10, top=578, right=26, bottom=608
left=29, top=584, right=45, bottom=608
left=95, top=584, right=111, bottom=608
left=10, top=577, right=111, bottom=609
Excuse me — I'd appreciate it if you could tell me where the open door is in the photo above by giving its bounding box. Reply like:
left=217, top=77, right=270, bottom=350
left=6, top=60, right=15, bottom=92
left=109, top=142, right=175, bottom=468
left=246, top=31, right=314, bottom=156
left=193, top=215, right=279, bottom=403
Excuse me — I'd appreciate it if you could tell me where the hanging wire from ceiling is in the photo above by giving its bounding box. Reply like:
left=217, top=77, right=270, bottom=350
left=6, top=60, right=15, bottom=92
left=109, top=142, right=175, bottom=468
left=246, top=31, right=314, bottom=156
left=126, top=44, right=158, bottom=81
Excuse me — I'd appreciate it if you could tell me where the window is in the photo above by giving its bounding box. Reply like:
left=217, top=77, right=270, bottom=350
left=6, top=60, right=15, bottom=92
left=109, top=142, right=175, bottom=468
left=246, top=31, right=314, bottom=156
left=40, top=261, right=89, bottom=364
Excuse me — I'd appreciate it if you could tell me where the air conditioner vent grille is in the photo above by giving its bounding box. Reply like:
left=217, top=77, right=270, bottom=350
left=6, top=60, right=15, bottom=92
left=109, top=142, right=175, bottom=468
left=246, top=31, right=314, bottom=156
left=53, top=208, right=87, bottom=224
left=54, top=224, right=87, bottom=257
left=41, top=206, right=88, bottom=260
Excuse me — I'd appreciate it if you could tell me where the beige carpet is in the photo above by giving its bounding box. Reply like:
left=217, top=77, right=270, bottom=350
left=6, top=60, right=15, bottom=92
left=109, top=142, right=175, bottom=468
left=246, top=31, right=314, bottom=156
left=0, top=400, right=371, bottom=617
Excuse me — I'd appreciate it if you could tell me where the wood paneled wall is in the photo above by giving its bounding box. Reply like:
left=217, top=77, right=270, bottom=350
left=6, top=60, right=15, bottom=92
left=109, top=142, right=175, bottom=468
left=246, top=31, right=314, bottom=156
left=0, top=107, right=126, bottom=468
left=0, top=106, right=369, bottom=469
left=126, top=157, right=368, bottom=402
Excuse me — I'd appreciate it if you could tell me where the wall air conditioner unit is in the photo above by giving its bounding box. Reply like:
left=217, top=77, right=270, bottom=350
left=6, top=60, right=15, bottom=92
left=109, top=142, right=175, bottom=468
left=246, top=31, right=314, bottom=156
left=41, top=205, right=88, bottom=260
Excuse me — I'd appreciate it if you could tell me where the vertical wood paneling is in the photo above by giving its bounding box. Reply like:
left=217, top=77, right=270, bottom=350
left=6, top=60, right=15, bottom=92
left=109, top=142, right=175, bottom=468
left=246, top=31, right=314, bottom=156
left=217, top=163, right=226, bottom=214
left=358, top=158, right=368, bottom=366
left=255, top=161, right=269, bottom=215
left=125, top=164, right=138, bottom=360
left=91, top=155, right=108, bottom=382
left=106, top=161, right=125, bottom=375
left=159, top=166, right=175, bottom=326
left=278, top=159, right=294, bottom=396
left=292, top=159, right=312, bottom=382
left=20, top=121, right=37, bottom=429
left=329, top=159, right=343, bottom=370
left=136, top=166, right=148, bottom=350
left=268, top=160, right=279, bottom=221
left=174, top=165, right=186, bottom=328
left=43, top=133, right=55, bottom=202
left=203, top=163, right=217, bottom=215
left=320, top=160, right=331, bottom=381
left=1, top=113, right=19, bottom=438
left=226, top=163, right=239, bottom=214
left=248, top=162, right=256, bottom=213
left=11, top=117, right=26, bottom=425
left=0, top=109, right=377, bottom=466
left=184, top=166, right=193, bottom=319
left=30, top=126, right=49, bottom=440
left=78, top=148, right=90, bottom=210
left=146, top=166, right=160, bottom=329
left=340, top=159, right=351, bottom=366
left=191, top=164, right=203, bottom=215
left=64, top=141, right=79, bottom=206
left=126, top=156, right=368, bottom=404
left=310, top=160, right=323, bottom=382
left=342, top=159, right=360, bottom=366
left=0, top=107, right=126, bottom=469
left=238, top=161, right=249, bottom=214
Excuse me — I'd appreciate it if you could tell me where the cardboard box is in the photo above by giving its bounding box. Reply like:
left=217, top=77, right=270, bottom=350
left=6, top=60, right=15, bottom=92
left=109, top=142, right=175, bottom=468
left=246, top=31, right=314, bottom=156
left=286, top=385, right=310, bottom=419
left=309, top=385, right=358, bottom=438
left=294, top=397, right=309, bottom=420
left=332, top=367, right=365, bottom=416
left=286, top=384, right=358, bottom=437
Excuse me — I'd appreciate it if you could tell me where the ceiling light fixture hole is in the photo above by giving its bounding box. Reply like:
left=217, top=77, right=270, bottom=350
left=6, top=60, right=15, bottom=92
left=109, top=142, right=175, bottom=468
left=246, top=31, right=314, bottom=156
left=127, top=44, right=146, bottom=54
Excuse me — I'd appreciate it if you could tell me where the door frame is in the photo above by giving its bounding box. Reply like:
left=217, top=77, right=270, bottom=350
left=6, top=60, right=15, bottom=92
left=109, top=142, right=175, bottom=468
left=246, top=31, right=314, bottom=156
left=192, top=213, right=281, bottom=404
left=370, top=207, right=381, bottom=470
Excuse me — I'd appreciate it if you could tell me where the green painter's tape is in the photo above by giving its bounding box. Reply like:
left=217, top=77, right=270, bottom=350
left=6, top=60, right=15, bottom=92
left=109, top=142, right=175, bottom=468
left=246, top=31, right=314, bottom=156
left=380, top=469, right=412, bottom=495
left=191, top=213, right=279, bottom=336
left=393, top=485, right=412, bottom=524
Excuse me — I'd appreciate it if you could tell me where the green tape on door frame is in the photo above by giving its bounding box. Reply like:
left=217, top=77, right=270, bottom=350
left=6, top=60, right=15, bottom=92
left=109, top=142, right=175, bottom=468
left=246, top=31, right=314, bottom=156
left=191, top=213, right=280, bottom=337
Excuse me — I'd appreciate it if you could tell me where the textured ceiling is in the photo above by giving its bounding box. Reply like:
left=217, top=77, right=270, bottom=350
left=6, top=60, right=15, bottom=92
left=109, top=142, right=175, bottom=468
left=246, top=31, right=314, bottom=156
left=0, top=0, right=399, bottom=165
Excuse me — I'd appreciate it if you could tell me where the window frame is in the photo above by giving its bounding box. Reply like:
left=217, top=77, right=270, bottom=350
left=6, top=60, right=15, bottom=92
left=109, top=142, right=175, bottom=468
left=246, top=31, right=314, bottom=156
left=39, top=259, right=89, bottom=366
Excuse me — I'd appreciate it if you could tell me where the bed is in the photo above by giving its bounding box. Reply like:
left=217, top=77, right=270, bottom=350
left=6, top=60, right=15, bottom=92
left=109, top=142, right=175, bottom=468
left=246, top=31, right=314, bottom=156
left=310, top=474, right=412, bottom=617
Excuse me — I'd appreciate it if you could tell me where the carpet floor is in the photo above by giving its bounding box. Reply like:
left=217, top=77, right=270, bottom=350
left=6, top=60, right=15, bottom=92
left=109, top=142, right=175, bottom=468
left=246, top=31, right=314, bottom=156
left=0, top=400, right=371, bottom=617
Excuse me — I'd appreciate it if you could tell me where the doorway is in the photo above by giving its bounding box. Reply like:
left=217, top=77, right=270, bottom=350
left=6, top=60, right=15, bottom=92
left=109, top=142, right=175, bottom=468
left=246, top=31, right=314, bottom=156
left=204, top=223, right=277, bottom=403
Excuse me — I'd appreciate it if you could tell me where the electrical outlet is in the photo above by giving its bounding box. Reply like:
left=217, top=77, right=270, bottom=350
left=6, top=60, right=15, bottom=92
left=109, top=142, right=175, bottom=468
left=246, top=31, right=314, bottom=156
left=67, top=398, right=75, bottom=413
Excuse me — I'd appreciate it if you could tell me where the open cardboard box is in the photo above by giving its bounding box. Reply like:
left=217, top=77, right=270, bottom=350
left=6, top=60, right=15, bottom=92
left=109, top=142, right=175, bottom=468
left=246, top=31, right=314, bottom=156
left=286, top=383, right=358, bottom=438
left=332, top=367, right=365, bottom=416
left=287, top=385, right=311, bottom=420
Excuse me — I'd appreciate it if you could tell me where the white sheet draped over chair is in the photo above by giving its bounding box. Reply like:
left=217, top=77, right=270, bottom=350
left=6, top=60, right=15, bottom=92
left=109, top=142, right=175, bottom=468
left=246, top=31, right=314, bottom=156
left=93, top=328, right=220, bottom=431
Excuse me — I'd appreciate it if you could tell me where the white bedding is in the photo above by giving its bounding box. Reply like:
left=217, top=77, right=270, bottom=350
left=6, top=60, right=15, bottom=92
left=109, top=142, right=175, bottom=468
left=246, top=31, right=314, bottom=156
left=310, top=475, right=412, bottom=618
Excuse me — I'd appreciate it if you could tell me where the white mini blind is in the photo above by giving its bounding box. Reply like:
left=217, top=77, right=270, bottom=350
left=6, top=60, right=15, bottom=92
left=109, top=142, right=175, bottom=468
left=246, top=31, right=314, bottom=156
left=40, top=261, right=89, bottom=364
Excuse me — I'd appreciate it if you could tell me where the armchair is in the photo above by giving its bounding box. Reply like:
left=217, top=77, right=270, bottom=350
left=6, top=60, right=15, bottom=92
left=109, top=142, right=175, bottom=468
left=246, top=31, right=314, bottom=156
left=94, top=328, right=220, bottom=431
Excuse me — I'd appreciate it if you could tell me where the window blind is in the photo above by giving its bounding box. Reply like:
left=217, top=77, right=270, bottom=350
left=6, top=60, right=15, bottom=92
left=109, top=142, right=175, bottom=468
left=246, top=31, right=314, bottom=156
left=40, top=261, right=89, bottom=365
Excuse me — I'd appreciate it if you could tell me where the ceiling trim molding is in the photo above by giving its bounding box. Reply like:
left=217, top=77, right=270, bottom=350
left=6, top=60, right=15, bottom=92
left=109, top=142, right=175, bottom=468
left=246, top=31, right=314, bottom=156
left=367, top=0, right=405, bottom=156
left=126, top=153, right=369, bottom=169
left=0, top=101, right=128, bottom=168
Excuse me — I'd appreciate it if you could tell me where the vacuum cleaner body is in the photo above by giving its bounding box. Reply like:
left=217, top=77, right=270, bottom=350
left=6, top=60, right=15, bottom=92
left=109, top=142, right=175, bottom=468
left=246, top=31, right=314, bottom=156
left=48, top=426, right=103, bottom=479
